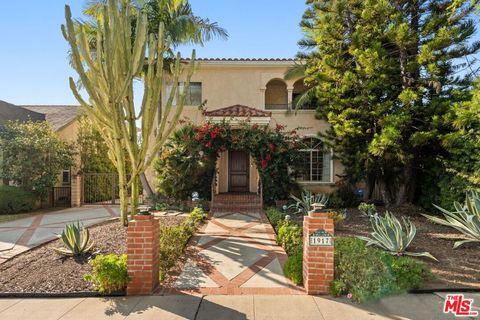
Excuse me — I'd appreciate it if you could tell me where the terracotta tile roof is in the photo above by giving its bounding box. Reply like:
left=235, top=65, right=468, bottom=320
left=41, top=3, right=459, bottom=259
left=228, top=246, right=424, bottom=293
left=0, top=100, right=45, bottom=126
left=21, top=105, right=80, bottom=131
left=204, top=105, right=272, bottom=117
left=183, top=58, right=295, bottom=62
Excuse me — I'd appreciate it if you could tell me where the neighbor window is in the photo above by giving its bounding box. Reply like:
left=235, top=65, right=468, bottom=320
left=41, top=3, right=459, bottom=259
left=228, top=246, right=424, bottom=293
left=296, top=138, right=332, bottom=183
left=166, top=82, right=202, bottom=106
left=62, top=169, right=71, bottom=185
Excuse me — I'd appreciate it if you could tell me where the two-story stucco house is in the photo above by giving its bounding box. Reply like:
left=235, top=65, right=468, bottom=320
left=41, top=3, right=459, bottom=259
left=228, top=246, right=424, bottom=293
left=148, top=58, right=344, bottom=204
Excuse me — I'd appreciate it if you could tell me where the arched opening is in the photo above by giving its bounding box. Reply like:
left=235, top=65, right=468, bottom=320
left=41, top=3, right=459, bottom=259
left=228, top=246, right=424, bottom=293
left=293, top=78, right=317, bottom=110
left=265, top=79, right=288, bottom=110
left=296, top=137, right=333, bottom=182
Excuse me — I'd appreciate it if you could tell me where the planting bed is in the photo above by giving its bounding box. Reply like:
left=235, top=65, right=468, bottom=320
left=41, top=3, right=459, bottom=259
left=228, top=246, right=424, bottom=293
left=0, top=215, right=185, bottom=293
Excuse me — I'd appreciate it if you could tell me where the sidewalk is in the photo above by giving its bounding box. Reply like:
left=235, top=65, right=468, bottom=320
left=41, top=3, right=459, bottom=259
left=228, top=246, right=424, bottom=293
left=0, top=205, right=119, bottom=263
left=0, top=293, right=476, bottom=320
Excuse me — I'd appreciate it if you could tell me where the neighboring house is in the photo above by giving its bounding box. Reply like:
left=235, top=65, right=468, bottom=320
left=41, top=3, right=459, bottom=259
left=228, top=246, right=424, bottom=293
left=0, top=100, right=45, bottom=127
left=149, top=58, right=344, bottom=198
left=0, top=101, right=80, bottom=207
left=20, top=105, right=80, bottom=199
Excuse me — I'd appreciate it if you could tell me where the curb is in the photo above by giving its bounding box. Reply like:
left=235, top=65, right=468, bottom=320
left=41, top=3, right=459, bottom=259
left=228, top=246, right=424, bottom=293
left=410, top=288, right=480, bottom=294
left=0, top=291, right=125, bottom=298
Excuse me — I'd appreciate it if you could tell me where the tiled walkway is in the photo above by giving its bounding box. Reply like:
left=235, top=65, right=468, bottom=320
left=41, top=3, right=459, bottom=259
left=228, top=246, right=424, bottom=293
left=160, top=209, right=304, bottom=295
left=0, top=205, right=119, bottom=264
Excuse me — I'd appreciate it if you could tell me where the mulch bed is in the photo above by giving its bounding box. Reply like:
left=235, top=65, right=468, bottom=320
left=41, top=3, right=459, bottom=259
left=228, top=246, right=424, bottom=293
left=335, top=205, right=480, bottom=289
left=0, top=215, right=186, bottom=294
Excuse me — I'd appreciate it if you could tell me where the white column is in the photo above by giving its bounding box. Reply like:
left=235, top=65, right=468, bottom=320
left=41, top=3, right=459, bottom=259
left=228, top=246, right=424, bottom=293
left=287, top=87, right=294, bottom=110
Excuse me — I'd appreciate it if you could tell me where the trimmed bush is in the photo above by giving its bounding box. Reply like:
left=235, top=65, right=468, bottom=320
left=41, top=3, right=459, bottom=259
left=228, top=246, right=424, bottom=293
left=0, top=186, right=36, bottom=214
left=330, top=237, right=397, bottom=302
left=158, top=207, right=207, bottom=280
left=284, top=252, right=303, bottom=285
left=331, top=237, right=432, bottom=302
left=159, top=223, right=191, bottom=280
left=277, top=221, right=303, bottom=255
left=382, top=253, right=431, bottom=290
left=265, top=207, right=285, bottom=230
left=84, top=254, right=128, bottom=293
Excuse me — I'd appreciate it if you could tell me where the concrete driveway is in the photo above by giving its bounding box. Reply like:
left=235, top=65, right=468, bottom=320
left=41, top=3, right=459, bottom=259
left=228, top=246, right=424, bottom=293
left=0, top=205, right=119, bottom=263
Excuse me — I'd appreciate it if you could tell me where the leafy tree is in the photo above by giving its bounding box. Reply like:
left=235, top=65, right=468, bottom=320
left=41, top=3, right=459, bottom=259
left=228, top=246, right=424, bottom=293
left=0, top=121, right=74, bottom=199
left=155, top=125, right=215, bottom=200
left=297, top=0, right=480, bottom=205
left=63, top=0, right=196, bottom=225
left=421, top=78, right=480, bottom=209
left=77, top=115, right=115, bottom=173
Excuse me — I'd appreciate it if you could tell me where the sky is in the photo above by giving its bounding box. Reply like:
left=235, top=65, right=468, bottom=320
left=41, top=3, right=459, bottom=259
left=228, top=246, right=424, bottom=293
left=0, top=1, right=307, bottom=105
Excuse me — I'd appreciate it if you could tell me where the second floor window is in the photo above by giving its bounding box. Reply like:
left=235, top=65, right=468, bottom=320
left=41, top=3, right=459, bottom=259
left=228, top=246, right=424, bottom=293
left=166, top=82, right=202, bottom=106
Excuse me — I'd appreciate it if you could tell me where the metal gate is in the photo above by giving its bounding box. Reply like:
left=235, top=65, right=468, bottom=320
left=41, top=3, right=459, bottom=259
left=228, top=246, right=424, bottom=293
left=51, top=186, right=71, bottom=207
left=82, top=173, right=143, bottom=205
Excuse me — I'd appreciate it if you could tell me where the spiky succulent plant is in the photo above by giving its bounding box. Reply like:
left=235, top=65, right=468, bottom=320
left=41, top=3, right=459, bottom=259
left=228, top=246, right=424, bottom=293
left=54, top=222, right=94, bottom=256
left=288, top=190, right=329, bottom=215
left=357, top=212, right=437, bottom=261
left=423, top=192, right=480, bottom=248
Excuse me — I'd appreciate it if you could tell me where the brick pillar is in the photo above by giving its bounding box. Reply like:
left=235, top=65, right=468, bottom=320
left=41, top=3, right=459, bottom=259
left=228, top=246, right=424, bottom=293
left=303, top=210, right=334, bottom=295
left=71, top=174, right=82, bottom=207
left=126, top=215, right=160, bottom=295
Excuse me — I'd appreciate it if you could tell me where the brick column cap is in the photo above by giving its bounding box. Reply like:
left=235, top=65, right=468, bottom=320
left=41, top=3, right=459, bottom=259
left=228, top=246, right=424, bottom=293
left=308, top=210, right=330, bottom=218
left=132, top=214, right=154, bottom=221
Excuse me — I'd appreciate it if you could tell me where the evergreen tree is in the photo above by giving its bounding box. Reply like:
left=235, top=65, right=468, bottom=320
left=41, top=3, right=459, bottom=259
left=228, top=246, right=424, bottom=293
left=298, top=0, right=480, bottom=205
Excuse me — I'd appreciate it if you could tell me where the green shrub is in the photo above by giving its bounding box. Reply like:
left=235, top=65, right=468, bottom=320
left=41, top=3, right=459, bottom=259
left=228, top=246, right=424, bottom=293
left=331, top=237, right=432, bottom=302
left=283, top=252, right=303, bottom=285
left=84, top=254, right=128, bottom=293
left=159, top=223, right=192, bottom=280
left=328, top=210, right=347, bottom=229
left=331, top=237, right=397, bottom=302
left=189, top=207, right=206, bottom=224
left=358, top=202, right=376, bottom=217
left=265, top=207, right=285, bottom=229
left=277, top=221, right=303, bottom=255
left=382, top=253, right=431, bottom=290
left=0, top=186, right=36, bottom=214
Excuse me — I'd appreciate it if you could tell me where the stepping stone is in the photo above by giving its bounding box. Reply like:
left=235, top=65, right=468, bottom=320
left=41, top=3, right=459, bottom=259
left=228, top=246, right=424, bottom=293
left=241, top=258, right=290, bottom=288
left=174, top=259, right=219, bottom=289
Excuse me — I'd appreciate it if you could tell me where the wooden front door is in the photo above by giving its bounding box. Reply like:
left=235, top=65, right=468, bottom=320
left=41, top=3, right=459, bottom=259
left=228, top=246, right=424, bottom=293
left=228, top=151, right=250, bottom=192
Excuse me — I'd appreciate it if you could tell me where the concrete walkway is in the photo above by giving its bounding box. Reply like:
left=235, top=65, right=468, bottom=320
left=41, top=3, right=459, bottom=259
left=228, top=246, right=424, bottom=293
left=159, top=209, right=303, bottom=295
left=0, top=205, right=119, bottom=263
left=0, top=293, right=477, bottom=319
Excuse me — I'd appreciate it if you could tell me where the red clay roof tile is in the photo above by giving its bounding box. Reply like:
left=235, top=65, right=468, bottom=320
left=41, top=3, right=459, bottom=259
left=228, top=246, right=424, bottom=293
left=204, top=105, right=272, bottom=117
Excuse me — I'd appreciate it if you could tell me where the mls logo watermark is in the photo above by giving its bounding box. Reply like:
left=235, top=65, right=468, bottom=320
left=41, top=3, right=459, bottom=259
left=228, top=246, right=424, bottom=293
left=443, top=294, right=478, bottom=317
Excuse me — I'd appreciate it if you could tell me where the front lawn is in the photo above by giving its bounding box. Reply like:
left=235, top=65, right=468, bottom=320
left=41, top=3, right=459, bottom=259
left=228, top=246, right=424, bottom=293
left=0, top=212, right=41, bottom=224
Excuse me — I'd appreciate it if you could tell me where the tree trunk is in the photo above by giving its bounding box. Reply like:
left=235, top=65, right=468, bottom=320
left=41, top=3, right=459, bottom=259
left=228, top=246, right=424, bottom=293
left=394, top=162, right=414, bottom=206
left=117, top=169, right=129, bottom=226
left=140, top=173, right=153, bottom=197
left=377, top=177, right=392, bottom=207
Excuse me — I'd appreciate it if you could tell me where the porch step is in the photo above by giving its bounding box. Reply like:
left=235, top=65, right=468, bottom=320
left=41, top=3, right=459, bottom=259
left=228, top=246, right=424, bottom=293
left=211, top=193, right=262, bottom=213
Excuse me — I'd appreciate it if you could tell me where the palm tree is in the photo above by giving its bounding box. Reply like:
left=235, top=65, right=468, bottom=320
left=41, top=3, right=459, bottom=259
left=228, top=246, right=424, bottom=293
left=82, top=0, right=228, bottom=51
left=77, top=0, right=228, bottom=196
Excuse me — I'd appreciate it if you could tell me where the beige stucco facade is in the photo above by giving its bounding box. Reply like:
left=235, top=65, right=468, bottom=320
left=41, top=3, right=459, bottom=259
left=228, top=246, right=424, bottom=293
left=148, top=59, right=344, bottom=196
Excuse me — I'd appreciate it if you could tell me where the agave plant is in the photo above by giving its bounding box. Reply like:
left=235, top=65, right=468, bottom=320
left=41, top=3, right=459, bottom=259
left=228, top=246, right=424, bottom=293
left=357, top=212, right=437, bottom=261
left=54, top=222, right=94, bottom=256
left=288, top=190, right=329, bottom=215
left=422, top=192, right=480, bottom=248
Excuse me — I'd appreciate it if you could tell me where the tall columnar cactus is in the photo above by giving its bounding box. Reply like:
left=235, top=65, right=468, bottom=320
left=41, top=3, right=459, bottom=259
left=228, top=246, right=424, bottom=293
left=62, top=0, right=196, bottom=225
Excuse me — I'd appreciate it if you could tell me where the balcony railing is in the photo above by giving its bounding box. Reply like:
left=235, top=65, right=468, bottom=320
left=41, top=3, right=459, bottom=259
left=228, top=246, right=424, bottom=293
left=265, top=103, right=317, bottom=110
left=265, top=103, right=288, bottom=110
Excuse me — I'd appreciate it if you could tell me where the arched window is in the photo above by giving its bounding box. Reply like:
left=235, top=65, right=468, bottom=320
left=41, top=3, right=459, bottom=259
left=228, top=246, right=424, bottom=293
left=265, top=79, right=288, bottom=110
left=293, top=78, right=317, bottom=110
left=297, top=137, right=332, bottom=182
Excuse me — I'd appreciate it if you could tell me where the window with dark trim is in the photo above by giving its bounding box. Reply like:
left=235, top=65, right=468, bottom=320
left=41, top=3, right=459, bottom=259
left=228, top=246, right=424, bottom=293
left=166, top=82, right=202, bottom=106
left=62, top=169, right=71, bottom=185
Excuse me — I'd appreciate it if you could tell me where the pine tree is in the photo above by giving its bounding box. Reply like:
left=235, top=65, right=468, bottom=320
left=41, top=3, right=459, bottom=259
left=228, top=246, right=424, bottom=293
left=299, top=0, right=480, bottom=205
